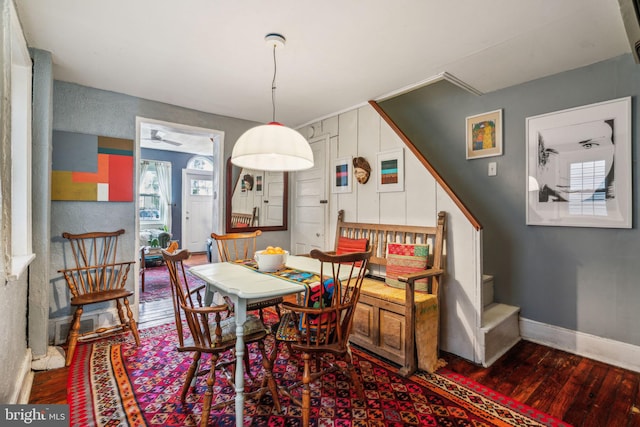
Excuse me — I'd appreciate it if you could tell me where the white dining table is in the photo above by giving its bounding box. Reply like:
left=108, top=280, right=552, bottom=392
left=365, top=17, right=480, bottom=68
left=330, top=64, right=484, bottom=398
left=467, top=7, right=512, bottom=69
left=189, top=254, right=349, bottom=427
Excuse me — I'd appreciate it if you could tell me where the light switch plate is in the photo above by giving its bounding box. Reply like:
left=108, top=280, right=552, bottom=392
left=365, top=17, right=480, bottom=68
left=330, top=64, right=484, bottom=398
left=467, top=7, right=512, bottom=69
left=488, top=162, right=497, bottom=176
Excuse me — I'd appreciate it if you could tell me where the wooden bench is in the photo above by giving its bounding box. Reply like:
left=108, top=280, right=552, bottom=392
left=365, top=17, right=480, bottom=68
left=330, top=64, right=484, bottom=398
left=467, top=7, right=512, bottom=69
left=231, top=212, right=253, bottom=227
left=335, top=210, right=446, bottom=376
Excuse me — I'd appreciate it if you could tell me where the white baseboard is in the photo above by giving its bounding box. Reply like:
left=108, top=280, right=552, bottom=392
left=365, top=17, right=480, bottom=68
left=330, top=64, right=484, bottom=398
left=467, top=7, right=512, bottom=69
left=49, top=306, right=123, bottom=345
left=520, top=317, right=640, bottom=373
left=9, top=348, right=33, bottom=404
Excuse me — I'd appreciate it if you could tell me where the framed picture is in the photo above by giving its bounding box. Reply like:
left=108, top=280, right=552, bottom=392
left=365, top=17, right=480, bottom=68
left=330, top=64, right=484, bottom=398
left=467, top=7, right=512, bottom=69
left=526, top=97, right=632, bottom=228
left=376, top=148, right=404, bottom=193
left=255, top=174, right=263, bottom=196
left=331, top=156, right=352, bottom=194
left=466, top=109, right=503, bottom=159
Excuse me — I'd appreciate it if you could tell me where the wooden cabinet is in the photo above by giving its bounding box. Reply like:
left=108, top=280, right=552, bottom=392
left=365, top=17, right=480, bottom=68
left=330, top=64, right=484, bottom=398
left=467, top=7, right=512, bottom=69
left=351, top=289, right=407, bottom=367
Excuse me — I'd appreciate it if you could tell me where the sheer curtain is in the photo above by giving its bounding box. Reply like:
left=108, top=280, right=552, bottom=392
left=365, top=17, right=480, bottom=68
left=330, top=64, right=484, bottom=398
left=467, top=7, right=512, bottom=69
left=155, top=162, right=172, bottom=232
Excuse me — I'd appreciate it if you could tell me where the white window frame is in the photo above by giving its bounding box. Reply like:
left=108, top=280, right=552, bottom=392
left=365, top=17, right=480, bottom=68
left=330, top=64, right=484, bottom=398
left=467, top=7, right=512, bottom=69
left=1, top=2, right=35, bottom=281
left=187, top=155, right=214, bottom=171
left=139, top=160, right=171, bottom=228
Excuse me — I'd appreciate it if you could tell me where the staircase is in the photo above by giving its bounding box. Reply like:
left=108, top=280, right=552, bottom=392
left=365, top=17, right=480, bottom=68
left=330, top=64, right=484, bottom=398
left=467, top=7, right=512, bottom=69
left=479, top=275, right=520, bottom=367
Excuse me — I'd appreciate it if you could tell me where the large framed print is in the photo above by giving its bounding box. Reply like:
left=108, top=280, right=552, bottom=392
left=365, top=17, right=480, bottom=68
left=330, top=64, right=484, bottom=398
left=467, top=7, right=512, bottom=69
left=526, top=97, right=631, bottom=228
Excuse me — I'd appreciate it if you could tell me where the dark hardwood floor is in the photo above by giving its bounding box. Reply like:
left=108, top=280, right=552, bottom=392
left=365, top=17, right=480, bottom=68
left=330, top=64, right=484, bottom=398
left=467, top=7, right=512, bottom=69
left=30, top=338, right=640, bottom=426
left=29, top=251, right=640, bottom=426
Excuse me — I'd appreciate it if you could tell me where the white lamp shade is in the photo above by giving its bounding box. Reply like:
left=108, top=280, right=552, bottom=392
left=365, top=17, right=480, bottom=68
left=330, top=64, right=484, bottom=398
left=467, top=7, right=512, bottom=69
left=231, top=122, right=314, bottom=171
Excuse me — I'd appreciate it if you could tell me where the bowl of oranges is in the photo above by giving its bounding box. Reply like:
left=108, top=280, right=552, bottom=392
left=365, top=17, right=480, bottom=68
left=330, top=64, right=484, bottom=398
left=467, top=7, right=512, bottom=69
left=254, top=246, right=288, bottom=272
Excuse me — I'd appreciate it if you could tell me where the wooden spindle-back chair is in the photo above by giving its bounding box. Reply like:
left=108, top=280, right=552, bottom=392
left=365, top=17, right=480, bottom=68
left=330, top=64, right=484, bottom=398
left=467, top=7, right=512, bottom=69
left=58, top=229, right=140, bottom=366
left=162, top=248, right=281, bottom=427
left=275, top=248, right=372, bottom=427
left=210, top=230, right=283, bottom=322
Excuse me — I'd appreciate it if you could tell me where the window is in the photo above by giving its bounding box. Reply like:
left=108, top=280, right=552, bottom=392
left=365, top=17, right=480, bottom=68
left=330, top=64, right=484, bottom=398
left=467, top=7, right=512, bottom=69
left=187, top=155, right=213, bottom=171
left=191, top=179, right=213, bottom=196
left=1, top=3, right=35, bottom=281
left=139, top=160, right=171, bottom=227
left=187, top=155, right=213, bottom=196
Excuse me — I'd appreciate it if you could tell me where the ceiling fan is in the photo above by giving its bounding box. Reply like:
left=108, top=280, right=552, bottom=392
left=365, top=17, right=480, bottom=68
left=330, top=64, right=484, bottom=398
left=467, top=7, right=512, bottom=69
left=142, top=129, right=182, bottom=146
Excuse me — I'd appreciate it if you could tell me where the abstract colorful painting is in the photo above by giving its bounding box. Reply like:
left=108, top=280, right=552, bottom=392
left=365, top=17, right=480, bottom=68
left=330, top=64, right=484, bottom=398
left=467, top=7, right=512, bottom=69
left=331, top=157, right=352, bottom=193
left=466, top=109, right=503, bottom=159
left=376, top=148, right=404, bottom=192
left=52, top=131, right=134, bottom=201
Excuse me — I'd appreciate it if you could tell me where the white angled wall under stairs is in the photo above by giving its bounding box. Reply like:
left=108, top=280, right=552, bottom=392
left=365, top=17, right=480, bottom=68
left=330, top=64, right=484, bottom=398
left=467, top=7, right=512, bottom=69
left=479, top=274, right=521, bottom=367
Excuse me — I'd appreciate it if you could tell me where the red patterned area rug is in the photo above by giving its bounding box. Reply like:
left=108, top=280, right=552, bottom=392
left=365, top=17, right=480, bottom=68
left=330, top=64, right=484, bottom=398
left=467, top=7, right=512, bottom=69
left=68, top=322, right=571, bottom=427
left=140, top=266, right=206, bottom=303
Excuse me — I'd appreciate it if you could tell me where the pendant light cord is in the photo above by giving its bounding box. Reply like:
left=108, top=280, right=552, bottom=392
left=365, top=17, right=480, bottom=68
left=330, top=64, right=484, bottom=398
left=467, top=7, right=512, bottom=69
left=271, top=44, right=277, bottom=123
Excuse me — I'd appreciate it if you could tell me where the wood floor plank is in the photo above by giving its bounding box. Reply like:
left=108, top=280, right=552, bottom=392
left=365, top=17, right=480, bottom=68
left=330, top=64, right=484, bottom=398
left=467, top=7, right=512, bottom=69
left=590, top=366, right=630, bottom=427
left=524, top=350, right=582, bottom=417
left=511, top=349, right=555, bottom=407
left=562, top=361, right=609, bottom=426
left=29, top=366, right=69, bottom=404
left=492, top=341, right=549, bottom=397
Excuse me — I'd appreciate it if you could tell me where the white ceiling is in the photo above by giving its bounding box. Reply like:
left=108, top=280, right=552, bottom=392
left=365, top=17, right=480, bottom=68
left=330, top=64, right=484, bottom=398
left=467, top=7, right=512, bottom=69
left=15, top=0, right=632, bottom=130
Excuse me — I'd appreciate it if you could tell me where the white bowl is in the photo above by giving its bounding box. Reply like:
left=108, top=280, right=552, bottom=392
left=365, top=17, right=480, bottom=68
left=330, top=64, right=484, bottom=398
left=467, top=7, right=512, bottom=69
left=254, top=250, right=288, bottom=272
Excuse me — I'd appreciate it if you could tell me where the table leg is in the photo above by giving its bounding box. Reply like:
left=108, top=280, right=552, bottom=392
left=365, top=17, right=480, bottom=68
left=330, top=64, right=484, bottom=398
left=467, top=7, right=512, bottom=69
left=204, top=288, right=214, bottom=306
left=234, top=298, right=247, bottom=427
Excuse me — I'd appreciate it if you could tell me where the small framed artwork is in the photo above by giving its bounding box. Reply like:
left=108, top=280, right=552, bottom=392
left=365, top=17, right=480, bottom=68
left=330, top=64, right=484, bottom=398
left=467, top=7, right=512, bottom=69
left=376, top=148, right=404, bottom=193
left=255, top=174, right=263, bottom=196
left=526, top=96, right=631, bottom=228
left=332, top=156, right=352, bottom=194
left=466, top=109, right=503, bottom=159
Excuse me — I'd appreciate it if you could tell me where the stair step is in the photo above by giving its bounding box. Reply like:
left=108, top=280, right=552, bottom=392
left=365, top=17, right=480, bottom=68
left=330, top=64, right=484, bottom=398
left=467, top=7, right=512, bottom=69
left=482, top=274, right=494, bottom=308
left=480, top=303, right=521, bottom=367
left=481, top=302, right=519, bottom=330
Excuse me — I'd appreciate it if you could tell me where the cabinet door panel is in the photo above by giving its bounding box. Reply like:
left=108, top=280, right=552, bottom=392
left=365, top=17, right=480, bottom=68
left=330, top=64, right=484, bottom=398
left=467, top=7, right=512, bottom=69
left=380, top=309, right=405, bottom=357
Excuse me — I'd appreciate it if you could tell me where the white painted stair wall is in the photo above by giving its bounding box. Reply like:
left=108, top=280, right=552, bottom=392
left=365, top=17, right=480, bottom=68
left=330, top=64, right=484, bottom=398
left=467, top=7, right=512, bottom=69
left=479, top=275, right=521, bottom=367
left=297, top=104, right=521, bottom=368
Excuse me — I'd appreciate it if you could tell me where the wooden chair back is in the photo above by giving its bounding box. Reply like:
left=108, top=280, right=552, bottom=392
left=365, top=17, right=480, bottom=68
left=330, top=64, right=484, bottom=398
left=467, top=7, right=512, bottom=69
left=61, top=229, right=134, bottom=298
left=162, top=248, right=282, bottom=423
left=285, top=248, right=372, bottom=350
left=210, top=230, right=262, bottom=262
left=162, top=248, right=228, bottom=350
left=277, top=248, right=372, bottom=427
left=210, top=229, right=282, bottom=320
left=59, top=229, right=139, bottom=366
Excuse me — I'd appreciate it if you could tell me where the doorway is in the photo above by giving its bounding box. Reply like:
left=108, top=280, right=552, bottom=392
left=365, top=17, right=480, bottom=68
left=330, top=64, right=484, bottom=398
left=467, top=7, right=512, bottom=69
left=291, top=135, right=329, bottom=254
left=134, top=117, right=224, bottom=325
left=182, top=169, right=214, bottom=252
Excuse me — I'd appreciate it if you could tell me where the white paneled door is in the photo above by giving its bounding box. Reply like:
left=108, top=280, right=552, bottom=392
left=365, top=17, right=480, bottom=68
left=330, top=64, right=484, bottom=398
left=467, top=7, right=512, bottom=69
left=291, top=135, right=329, bottom=255
left=182, top=169, right=214, bottom=252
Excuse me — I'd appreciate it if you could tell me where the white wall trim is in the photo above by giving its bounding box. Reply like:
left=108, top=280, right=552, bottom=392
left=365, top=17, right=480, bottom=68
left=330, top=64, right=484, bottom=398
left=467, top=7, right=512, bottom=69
left=9, top=348, right=33, bottom=404
left=520, top=317, right=640, bottom=373
left=375, top=71, right=483, bottom=102
left=49, top=306, right=123, bottom=345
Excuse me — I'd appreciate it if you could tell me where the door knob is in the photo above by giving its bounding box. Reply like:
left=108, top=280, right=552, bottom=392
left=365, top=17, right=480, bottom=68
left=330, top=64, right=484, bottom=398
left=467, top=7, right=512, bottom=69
left=316, top=233, right=320, bottom=237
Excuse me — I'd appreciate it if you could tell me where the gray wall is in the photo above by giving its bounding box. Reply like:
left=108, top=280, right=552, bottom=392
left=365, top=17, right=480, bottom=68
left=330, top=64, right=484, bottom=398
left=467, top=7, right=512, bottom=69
left=29, top=49, right=53, bottom=358
left=381, top=54, right=640, bottom=347
left=0, top=0, right=29, bottom=402
left=49, top=81, right=291, bottom=324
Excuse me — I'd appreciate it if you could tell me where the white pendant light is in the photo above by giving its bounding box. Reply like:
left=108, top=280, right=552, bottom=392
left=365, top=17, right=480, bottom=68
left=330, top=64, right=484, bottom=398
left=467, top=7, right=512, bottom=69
left=231, top=33, right=314, bottom=172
